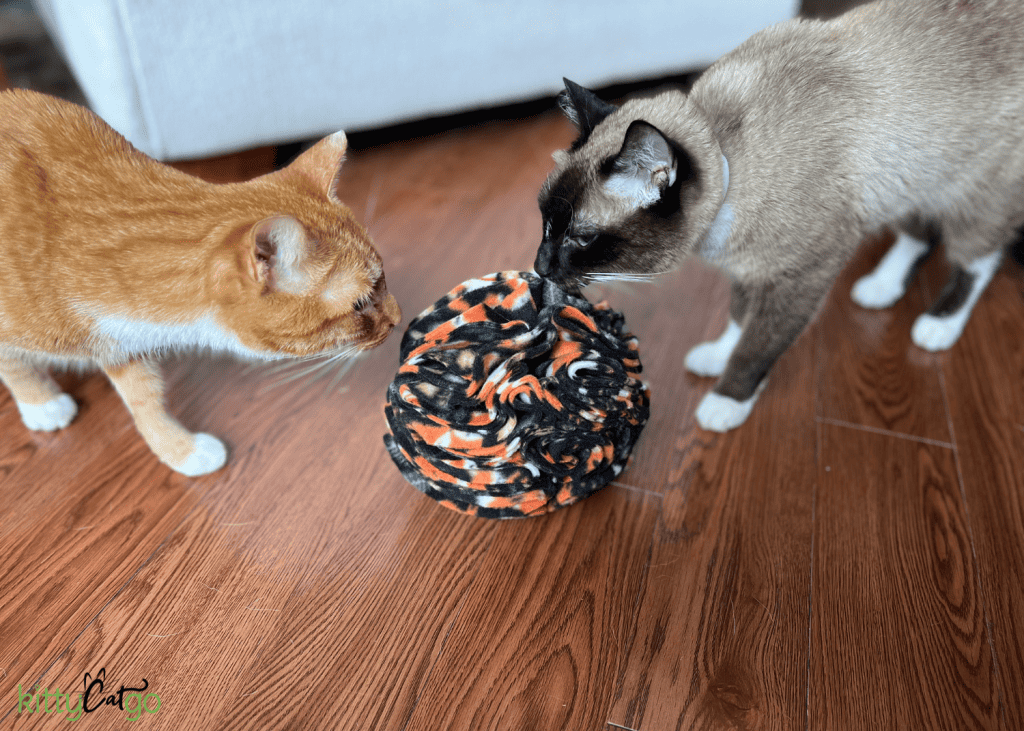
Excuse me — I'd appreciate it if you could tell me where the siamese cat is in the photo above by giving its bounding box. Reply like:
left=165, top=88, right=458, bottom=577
left=535, top=0, right=1024, bottom=432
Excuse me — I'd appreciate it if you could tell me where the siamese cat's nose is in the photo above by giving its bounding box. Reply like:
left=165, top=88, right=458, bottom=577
left=534, top=241, right=554, bottom=277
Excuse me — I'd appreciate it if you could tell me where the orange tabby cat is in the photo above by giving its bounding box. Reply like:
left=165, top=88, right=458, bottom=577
left=0, top=89, right=401, bottom=476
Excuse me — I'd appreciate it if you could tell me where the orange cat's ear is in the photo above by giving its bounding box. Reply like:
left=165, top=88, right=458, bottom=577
left=284, top=130, right=348, bottom=202
left=247, top=215, right=313, bottom=293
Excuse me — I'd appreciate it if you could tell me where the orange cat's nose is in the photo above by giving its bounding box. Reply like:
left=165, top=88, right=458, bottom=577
left=382, top=293, right=401, bottom=327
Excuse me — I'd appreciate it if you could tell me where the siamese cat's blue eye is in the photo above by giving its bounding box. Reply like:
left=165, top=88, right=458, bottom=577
left=576, top=232, right=599, bottom=247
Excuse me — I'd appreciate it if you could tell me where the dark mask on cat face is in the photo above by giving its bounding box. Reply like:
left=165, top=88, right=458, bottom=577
left=535, top=79, right=704, bottom=291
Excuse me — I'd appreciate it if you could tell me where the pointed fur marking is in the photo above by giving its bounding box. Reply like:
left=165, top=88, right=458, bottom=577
left=910, top=250, right=1001, bottom=351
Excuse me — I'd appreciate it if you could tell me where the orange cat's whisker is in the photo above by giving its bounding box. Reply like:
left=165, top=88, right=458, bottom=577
left=259, top=348, right=360, bottom=393
left=326, top=355, right=360, bottom=392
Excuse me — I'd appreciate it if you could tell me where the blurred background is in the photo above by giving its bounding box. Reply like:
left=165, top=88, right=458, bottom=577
left=1, top=0, right=869, bottom=161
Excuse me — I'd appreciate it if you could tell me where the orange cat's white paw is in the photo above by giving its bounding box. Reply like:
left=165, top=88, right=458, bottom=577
left=16, top=394, right=78, bottom=431
left=172, top=433, right=228, bottom=476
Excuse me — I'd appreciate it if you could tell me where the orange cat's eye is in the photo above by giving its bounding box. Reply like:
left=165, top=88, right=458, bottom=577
left=353, top=294, right=372, bottom=312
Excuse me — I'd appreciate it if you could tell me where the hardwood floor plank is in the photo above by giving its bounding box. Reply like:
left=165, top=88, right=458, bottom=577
left=0, top=430, right=201, bottom=711
left=810, top=423, right=997, bottom=730
left=0, top=372, right=131, bottom=495
left=12, top=481, right=496, bottom=730
left=936, top=268, right=1024, bottom=730
left=216, top=505, right=493, bottom=731
left=403, top=487, right=660, bottom=731
left=817, top=234, right=952, bottom=443
left=607, top=319, right=818, bottom=730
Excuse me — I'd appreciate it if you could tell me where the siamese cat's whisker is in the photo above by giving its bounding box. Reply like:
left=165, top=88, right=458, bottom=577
left=588, top=273, right=661, bottom=284
left=585, top=281, right=640, bottom=298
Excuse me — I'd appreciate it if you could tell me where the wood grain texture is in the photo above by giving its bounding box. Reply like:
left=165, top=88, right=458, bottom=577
left=817, top=234, right=952, bottom=444
left=608, top=317, right=818, bottom=731
left=404, top=488, right=659, bottom=731
left=171, top=146, right=277, bottom=184
left=811, top=423, right=997, bottom=730
left=0, top=370, right=202, bottom=705
left=934, top=266, right=1024, bottom=730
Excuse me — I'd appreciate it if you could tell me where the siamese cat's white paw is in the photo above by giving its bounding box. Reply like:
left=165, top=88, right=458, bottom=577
left=911, top=313, right=965, bottom=352
left=695, top=391, right=757, bottom=432
left=851, top=272, right=906, bottom=309
left=16, top=393, right=78, bottom=431
left=684, top=320, right=742, bottom=377
left=173, top=433, right=228, bottom=476
left=851, top=233, right=931, bottom=309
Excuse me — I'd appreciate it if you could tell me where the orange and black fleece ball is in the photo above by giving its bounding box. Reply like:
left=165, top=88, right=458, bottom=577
left=383, top=271, right=650, bottom=519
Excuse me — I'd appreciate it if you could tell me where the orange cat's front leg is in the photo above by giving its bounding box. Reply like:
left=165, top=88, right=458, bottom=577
left=103, top=358, right=227, bottom=476
left=0, top=357, right=78, bottom=431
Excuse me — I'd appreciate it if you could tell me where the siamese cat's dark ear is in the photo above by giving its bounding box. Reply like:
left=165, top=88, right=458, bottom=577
left=558, top=78, right=617, bottom=149
left=604, top=120, right=678, bottom=208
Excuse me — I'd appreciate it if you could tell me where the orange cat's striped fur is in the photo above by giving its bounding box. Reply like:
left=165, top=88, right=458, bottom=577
left=0, top=89, right=401, bottom=475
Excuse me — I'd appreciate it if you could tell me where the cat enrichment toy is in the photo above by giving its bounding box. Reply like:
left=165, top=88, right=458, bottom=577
left=383, top=271, right=650, bottom=519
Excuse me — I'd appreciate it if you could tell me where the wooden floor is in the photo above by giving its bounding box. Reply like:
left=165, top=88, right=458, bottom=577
left=2, top=102, right=1024, bottom=731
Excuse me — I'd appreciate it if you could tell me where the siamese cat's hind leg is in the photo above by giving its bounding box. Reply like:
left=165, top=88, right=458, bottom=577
left=684, top=281, right=747, bottom=377
left=695, top=275, right=831, bottom=432
left=911, top=247, right=1003, bottom=352
left=851, top=219, right=938, bottom=309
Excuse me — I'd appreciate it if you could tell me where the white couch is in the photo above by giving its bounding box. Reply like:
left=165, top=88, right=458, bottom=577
left=32, top=0, right=797, bottom=161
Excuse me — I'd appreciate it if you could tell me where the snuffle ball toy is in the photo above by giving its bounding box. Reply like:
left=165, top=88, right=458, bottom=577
left=383, top=271, right=650, bottom=519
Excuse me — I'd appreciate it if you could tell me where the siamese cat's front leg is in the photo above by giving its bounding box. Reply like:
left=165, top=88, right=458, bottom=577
left=683, top=280, right=748, bottom=377
left=690, top=276, right=830, bottom=432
